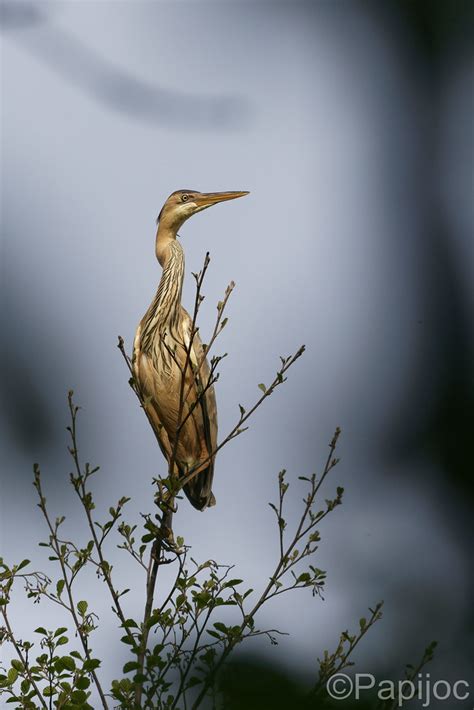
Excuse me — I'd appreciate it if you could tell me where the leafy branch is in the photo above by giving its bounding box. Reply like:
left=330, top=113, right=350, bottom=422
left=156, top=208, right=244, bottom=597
left=312, top=601, right=384, bottom=697
left=190, top=429, right=342, bottom=708
left=376, top=641, right=438, bottom=710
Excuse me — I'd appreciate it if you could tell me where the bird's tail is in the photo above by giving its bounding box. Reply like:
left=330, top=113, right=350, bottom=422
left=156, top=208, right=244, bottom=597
left=181, top=462, right=216, bottom=511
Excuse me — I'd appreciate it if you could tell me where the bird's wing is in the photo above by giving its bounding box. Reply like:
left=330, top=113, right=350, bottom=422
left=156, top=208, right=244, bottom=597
left=180, top=308, right=218, bottom=506
left=133, top=313, right=218, bottom=509
left=181, top=308, right=218, bottom=454
left=133, top=323, right=173, bottom=464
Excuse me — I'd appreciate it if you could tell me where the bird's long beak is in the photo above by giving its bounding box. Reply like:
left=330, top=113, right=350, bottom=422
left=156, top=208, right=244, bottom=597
left=195, top=191, right=249, bottom=208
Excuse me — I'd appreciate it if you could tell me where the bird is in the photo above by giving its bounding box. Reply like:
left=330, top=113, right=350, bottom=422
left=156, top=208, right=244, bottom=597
left=133, top=189, right=249, bottom=511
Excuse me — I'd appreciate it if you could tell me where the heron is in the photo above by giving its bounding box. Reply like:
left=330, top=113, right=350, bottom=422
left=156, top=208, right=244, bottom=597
left=133, top=189, right=249, bottom=511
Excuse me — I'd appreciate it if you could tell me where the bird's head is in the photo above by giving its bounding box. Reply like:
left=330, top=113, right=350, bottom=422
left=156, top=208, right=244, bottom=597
left=157, top=189, right=249, bottom=231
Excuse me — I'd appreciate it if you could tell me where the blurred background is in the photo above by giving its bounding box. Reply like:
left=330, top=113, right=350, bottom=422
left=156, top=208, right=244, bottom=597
left=1, top=0, right=473, bottom=707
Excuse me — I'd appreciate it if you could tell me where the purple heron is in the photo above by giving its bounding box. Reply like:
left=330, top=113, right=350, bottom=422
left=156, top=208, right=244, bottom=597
left=133, top=190, right=249, bottom=510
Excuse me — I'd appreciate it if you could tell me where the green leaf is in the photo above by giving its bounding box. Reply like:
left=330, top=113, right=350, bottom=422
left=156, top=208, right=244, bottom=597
left=60, top=656, right=76, bottom=672
left=10, top=660, right=24, bottom=672
left=17, top=559, right=30, bottom=571
left=258, top=383, right=267, bottom=393
left=297, top=572, right=311, bottom=583
left=77, top=600, right=88, bottom=616
left=54, top=626, right=68, bottom=638
left=187, top=677, right=202, bottom=688
left=213, top=622, right=228, bottom=634
left=6, top=668, right=18, bottom=684
left=54, top=658, right=66, bottom=673
left=34, top=627, right=47, bottom=635
left=71, top=690, right=87, bottom=703
left=56, top=636, right=69, bottom=646
left=82, top=659, right=101, bottom=672
left=123, top=661, right=140, bottom=674
left=223, top=579, right=243, bottom=589
left=132, top=673, right=147, bottom=684
left=122, top=618, right=139, bottom=629
left=193, top=590, right=212, bottom=609
left=76, top=676, right=91, bottom=690
left=119, top=678, right=133, bottom=691
left=176, top=593, right=187, bottom=607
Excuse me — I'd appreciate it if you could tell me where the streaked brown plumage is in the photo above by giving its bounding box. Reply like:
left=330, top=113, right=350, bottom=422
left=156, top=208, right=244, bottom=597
left=133, top=189, right=249, bottom=510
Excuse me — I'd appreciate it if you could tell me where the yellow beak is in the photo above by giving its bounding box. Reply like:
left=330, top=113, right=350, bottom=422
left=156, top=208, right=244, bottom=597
left=195, top=191, right=249, bottom=208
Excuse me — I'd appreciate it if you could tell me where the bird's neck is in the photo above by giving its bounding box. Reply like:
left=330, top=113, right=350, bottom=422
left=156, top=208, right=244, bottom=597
left=139, top=224, right=186, bottom=354
left=155, top=222, right=177, bottom=267
left=154, top=230, right=184, bottom=328
left=145, top=227, right=185, bottom=335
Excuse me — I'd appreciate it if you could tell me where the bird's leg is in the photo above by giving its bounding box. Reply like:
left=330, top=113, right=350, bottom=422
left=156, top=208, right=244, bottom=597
left=152, top=492, right=178, bottom=555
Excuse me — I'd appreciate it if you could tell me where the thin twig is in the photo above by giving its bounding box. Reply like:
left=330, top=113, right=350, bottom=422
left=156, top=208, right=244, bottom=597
left=66, top=393, right=128, bottom=632
left=180, top=345, right=306, bottom=495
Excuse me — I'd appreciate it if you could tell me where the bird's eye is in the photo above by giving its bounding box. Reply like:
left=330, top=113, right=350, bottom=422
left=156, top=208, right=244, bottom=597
left=182, top=194, right=189, bottom=202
